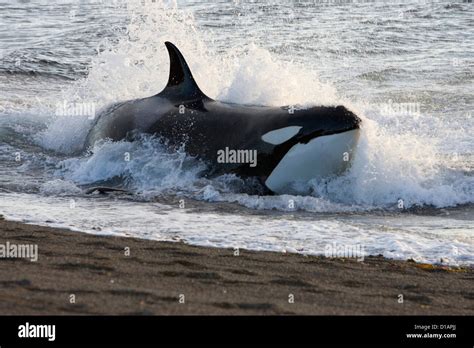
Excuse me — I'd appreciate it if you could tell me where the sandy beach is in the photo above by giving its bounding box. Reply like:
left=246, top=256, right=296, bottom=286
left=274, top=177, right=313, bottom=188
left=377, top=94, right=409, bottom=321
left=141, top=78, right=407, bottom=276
left=0, top=217, right=472, bottom=315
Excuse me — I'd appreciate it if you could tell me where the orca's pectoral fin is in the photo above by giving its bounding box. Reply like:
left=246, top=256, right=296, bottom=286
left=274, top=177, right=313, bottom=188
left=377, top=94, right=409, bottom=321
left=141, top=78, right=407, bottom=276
left=157, top=42, right=211, bottom=101
left=84, top=187, right=130, bottom=195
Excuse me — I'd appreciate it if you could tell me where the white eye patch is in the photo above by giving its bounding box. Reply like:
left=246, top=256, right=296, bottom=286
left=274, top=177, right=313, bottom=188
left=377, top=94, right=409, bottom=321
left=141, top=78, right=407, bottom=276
left=261, top=126, right=302, bottom=145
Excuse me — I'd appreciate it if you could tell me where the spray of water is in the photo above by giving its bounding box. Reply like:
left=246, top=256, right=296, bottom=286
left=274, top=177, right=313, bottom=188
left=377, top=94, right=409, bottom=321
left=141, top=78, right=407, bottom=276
left=34, top=0, right=473, bottom=211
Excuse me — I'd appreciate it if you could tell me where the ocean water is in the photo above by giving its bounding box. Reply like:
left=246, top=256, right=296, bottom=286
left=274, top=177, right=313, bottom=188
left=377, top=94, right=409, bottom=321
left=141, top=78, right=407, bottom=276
left=0, top=0, right=472, bottom=265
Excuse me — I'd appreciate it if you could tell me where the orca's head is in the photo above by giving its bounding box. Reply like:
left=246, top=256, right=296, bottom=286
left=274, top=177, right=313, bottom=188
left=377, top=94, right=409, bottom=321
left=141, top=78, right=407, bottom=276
left=289, top=105, right=361, bottom=141
left=260, top=105, right=362, bottom=194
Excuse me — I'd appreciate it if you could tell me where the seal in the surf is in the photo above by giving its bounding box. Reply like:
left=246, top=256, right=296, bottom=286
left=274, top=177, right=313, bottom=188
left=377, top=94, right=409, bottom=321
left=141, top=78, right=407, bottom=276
left=85, top=42, right=361, bottom=194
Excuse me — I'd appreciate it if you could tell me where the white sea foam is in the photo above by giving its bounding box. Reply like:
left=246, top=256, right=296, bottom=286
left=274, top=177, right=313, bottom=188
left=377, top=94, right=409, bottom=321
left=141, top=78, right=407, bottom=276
left=0, top=192, right=472, bottom=266
left=39, top=179, right=82, bottom=196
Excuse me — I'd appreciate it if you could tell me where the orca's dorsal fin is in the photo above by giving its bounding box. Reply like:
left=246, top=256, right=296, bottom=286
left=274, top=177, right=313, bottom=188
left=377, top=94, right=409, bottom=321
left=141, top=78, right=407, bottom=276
left=159, top=41, right=210, bottom=101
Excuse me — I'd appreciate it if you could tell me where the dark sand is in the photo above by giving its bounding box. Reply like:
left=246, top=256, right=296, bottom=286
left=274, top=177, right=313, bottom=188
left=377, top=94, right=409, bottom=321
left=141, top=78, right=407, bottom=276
left=0, top=218, right=473, bottom=315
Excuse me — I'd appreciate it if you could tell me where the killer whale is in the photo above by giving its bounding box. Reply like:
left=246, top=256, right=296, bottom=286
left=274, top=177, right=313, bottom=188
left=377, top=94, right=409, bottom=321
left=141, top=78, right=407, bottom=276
left=85, top=42, right=361, bottom=194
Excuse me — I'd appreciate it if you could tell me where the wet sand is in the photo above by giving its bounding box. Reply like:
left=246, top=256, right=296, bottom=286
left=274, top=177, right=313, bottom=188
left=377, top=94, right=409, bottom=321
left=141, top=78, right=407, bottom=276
left=0, top=218, right=473, bottom=315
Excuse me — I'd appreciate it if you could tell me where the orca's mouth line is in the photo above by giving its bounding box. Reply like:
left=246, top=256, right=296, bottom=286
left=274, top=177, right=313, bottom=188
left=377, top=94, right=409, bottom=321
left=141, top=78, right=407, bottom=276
left=293, top=124, right=361, bottom=145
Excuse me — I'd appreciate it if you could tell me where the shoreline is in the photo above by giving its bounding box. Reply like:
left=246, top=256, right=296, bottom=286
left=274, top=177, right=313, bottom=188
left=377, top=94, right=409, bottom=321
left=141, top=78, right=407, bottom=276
left=0, top=218, right=473, bottom=315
